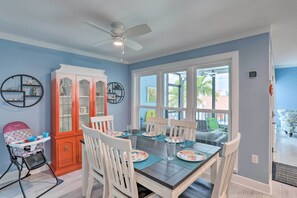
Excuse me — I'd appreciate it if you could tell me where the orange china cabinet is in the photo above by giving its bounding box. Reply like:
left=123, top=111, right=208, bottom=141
left=51, top=64, right=107, bottom=176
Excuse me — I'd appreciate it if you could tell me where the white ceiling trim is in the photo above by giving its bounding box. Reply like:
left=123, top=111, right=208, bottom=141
left=128, top=26, right=271, bottom=64
left=0, top=26, right=270, bottom=66
left=0, top=31, right=128, bottom=64
left=274, top=64, right=297, bottom=69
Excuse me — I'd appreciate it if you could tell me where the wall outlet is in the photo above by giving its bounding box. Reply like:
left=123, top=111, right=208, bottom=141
left=252, top=154, right=258, bottom=164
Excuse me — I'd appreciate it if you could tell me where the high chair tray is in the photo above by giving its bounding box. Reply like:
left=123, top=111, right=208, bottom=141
left=9, top=136, right=50, bottom=149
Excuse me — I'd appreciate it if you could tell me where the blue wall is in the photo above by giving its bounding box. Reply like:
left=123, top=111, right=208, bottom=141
left=129, top=33, right=271, bottom=184
left=0, top=39, right=129, bottom=173
left=275, top=67, right=297, bottom=126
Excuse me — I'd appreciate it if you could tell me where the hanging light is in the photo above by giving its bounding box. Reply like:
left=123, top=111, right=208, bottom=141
left=113, top=36, right=123, bottom=46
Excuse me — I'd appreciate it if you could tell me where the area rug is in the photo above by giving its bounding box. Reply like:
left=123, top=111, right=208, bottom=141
left=272, top=161, right=297, bottom=187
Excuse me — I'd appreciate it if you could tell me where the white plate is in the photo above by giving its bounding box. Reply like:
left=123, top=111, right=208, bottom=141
left=131, top=150, right=149, bottom=162
left=142, top=132, right=159, bottom=137
left=110, top=131, right=124, bottom=137
left=177, top=150, right=206, bottom=162
left=165, top=137, right=184, bottom=143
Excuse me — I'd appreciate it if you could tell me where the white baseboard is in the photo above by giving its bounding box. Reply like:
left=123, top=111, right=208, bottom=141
left=203, top=169, right=271, bottom=195
left=232, top=174, right=271, bottom=195
left=0, top=161, right=51, bottom=186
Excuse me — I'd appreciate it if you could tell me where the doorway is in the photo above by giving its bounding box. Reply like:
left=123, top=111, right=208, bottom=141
left=273, top=67, right=297, bottom=187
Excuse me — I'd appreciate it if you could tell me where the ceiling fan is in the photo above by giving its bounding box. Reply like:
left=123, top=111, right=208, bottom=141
left=85, top=21, right=151, bottom=51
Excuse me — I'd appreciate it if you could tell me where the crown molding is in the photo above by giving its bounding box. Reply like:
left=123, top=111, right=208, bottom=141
left=275, top=64, right=297, bottom=69
left=0, top=31, right=128, bottom=64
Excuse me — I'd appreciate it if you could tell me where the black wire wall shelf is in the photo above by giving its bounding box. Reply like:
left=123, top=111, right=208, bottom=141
left=0, top=74, right=44, bottom=108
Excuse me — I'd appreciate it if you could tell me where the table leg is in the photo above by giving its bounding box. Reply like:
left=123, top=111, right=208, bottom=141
left=210, top=153, right=219, bottom=184
left=82, top=144, right=89, bottom=197
left=162, top=188, right=178, bottom=198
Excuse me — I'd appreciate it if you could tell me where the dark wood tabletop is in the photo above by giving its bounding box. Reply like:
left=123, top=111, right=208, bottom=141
left=80, top=134, right=221, bottom=190
left=134, top=136, right=221, bottom=190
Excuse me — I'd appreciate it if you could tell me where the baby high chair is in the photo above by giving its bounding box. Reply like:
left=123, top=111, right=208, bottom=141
left=0, top=121, right=63, bottom=198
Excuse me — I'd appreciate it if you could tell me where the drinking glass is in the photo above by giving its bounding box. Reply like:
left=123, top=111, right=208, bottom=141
left=151, top=126, right=157, bottom=140
left=129, top=136, right=137, bottom=150
left=127, top=124, right=132, bottom=135
left=166, top=142, right=176, bottom=160
left=179, top=133, right=185, bottom=148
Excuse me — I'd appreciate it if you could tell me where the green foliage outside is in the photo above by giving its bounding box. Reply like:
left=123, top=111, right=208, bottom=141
left=168, top=76, right=219, bottom=107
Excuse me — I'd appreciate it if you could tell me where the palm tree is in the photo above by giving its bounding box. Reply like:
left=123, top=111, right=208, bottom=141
left=196, top=76, right=212, bottom=105
left=168, top=75, right=214, bottom=107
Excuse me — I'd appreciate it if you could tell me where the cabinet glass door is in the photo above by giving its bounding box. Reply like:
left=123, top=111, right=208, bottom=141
left=78, top=79, right=91, bottom=129
left=59, top=77, right=73, bottom=132
left=95, top=80, right=105, bottom=117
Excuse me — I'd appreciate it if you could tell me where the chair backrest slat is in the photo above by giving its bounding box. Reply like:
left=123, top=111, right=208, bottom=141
left=212, top=133, right=241, bottom=198
left=82, top=125, right=104, bottom=176
left=99, top=131, right=138, bottom=198
left=146, top=117, right=168, bottom=136
left=91, top=115, right=114, bottom=132
left=169, top=119, right=197, bottom=141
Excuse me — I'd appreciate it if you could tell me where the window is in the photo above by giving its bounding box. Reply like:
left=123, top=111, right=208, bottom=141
left=163, top=71, right=187, bottom=120
left=138, top=75, right=157, bottom=130
left=132, top=52, right=239, bottom=148
left=195, top=66, right=230, bottom=135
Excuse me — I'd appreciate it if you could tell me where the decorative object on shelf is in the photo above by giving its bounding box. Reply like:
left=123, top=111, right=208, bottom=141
left=31, top=87, right=37, bottom=96
left=26, top=78, right=38, bottom=85
left=107, top=82, right=125, bottom=104
left=0, top=74, right=44, bottom=108
left=79, top=106, right=88, bottom=114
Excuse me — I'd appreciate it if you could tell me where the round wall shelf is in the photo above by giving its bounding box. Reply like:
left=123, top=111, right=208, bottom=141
left=107, top=82, right=125, bottom=104
left=0, top=74, right=44, bottom=108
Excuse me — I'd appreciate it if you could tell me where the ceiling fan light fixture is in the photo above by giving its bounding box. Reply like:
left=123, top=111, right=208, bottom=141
left=113, top=37, right=123, bottom=46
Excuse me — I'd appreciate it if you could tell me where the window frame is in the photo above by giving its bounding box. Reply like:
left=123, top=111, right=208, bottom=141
left=131, top=51, right=239, bottom=151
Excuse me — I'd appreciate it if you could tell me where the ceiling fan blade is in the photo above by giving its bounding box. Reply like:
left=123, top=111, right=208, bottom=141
left=93, top=39, right=112, bottom=47
left=125, top=39, right=143, bottom=51
left=84, top=21, right=113, bottom=35
left=125, top=24, right=151, bottom=37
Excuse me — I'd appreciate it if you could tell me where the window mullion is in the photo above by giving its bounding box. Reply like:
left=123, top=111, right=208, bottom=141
left=157, top=71, right=163, bottom=118
left=187, top=66, right=195, bottom=121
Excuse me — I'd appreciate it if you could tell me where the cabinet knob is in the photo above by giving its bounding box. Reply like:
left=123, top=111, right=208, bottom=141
left=64, top=146, right=69, bottom=151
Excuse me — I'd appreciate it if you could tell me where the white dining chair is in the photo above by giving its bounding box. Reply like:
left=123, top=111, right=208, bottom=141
left=90, top=115, right=114, bottom=133
left=99, top=130, right=154, bottom=198
left=169, top=119, right=197, bottom=141
left=146, top=117, right=168, bottom=136
left=82, top=125, right=108, bottom=198
left=180, top=133, right=241, bottom=198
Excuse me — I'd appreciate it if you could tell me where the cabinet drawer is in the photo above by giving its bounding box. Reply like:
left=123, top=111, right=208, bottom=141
left=56, top=137, right=77, bottom=168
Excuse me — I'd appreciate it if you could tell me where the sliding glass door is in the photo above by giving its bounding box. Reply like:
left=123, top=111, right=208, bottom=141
left=195, top=65, right=230, bottom=146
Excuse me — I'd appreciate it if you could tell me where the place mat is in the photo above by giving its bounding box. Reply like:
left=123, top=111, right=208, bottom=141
left=167, top=149, right=212, bottom=170
left=118, top=130, right=143, bottom=138
left=118, top=132, right=130, bottom=138
left=134, top=154, right=163, bottom=170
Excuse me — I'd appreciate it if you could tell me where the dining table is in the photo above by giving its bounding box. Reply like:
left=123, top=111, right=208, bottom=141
left=81, top=130, right=221, bottom=198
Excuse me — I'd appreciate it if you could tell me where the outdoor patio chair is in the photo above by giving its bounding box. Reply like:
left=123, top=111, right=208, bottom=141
left=0, top=121, right=63, bottom=198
